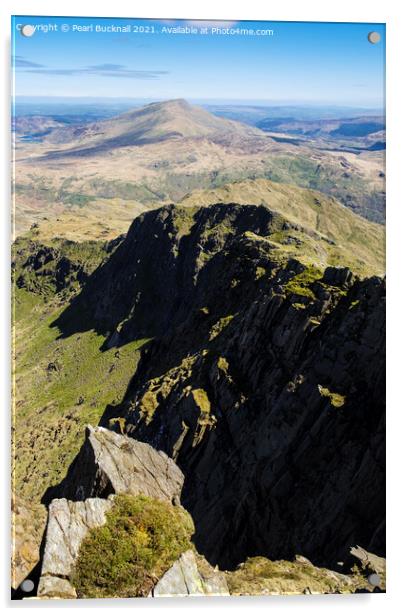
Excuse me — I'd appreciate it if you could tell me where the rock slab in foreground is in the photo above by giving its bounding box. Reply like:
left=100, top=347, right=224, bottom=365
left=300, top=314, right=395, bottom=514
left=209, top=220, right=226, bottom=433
left=43, top=425, right=184, bottom=505
left=151, top=550, right=229, bottom=597
left=349, top=545, right=386, bottom=582
left=37, top=497, right=114, bottom=599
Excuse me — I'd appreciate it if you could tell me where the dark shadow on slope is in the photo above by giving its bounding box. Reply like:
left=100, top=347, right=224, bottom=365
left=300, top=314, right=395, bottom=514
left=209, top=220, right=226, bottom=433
left=39, top=131, right=184, bottom=161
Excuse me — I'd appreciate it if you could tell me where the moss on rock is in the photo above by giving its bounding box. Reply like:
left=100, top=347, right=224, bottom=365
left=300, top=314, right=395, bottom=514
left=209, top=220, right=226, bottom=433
left=318, top=385, right=346, bottom=408
left=191, top=388, right=211, bottom=414
left=284, top=264, right=323, bottom=300
left=209, top=314, right=234, bottom=341
left=225, top=555, right=372, bottom=595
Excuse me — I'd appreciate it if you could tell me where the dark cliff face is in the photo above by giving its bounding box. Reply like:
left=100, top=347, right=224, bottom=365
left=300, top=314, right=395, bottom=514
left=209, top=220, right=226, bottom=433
left=55, top=202, right=385, bottom=571
left=54, top=203, right=284, bottom=342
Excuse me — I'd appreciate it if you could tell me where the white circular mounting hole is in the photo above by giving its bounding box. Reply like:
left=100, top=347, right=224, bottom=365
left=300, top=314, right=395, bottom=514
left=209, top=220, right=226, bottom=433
left=368, top=31, right=381, bottom=44
left=21, top=579, right=35, bottom=592
left=367, top=573, right=381, bottom=587
left=21, top=25, right=35, bottom=37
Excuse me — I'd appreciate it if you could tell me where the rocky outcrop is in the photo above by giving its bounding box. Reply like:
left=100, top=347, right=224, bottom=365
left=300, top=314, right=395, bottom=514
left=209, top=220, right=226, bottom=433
left=225, top=554, right=383, bottom=595
left=11, top=497, right=47, bottom=589
left=53, top=204, right=290, bottom=341
left=120, top=269, right=385, bottom=570
left=12, top=235, right=116, bottom=299
left=37, top=497, right=114, bottom=599
left=349, top=545, right=386, bottom=579
left=43, top=426, right=184, bottom=505
left=151, top=550, right=229, bottom=597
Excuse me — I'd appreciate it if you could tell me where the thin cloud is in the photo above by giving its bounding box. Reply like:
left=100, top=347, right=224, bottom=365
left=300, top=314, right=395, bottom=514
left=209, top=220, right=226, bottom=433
left=13, top=55, right=45, bottom=68
left=87, top=63, right=126, bottom=71
left=18, top=63, right=169, bottom=79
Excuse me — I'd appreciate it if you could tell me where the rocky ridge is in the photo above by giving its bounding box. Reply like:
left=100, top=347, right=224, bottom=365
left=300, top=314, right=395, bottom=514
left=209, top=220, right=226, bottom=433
left=50, top=201, right=384, bottom=569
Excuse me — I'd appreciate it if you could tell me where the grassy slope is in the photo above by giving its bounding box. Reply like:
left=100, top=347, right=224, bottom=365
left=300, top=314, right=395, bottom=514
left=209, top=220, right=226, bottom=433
left=14, top=184, right=150, bottom=240
left=12, top=287, right=147, bottom=502
left=178, top=178, right=385, bottom=277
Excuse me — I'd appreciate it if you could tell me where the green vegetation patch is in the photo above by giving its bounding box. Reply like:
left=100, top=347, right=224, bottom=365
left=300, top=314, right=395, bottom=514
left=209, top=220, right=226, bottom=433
left=209, top=314, right=234, bottom=341
left=226, top=556, right=373, bottom=595
left=217, top=356, right=229, bottom=374
left=349, top=300, right=360, bottom=309
left=12, top=234, right=109, bottom=299
left=140, top=389, right=159, bottom=420
left=191, top=388, right=211, bottom=414
left=71, top=494, right=194, bottom=598
left=13, top=288, right=146, bottom=501
left=255, top=266, right=266, bottom=280
left=284, top=265, right=323, bottom=300
left=172, top=206, right=197, bottom=239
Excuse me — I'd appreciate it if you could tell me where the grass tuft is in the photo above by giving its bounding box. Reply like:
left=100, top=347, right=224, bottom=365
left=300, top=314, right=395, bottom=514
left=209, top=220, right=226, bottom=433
left=71, top=494, right=194, bottom=598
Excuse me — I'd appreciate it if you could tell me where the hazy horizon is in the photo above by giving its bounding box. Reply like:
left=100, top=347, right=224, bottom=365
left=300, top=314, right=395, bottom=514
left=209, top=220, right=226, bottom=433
left=13, top=94, right=383, bottom=109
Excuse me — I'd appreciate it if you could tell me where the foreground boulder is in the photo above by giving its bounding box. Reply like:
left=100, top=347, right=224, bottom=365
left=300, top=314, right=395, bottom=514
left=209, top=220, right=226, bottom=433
left=37, top=497, right=114, bottom=599
left=349, top=545, right=386, bottom=584
left=151, top=550, right=229, bottom=597
left=43, top=426, right=184, bottom=505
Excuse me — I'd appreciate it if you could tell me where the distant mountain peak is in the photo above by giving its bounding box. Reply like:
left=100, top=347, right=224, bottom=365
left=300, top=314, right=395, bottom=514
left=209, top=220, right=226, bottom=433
left=153, top=98, right=192, bottom=108
left=43, top=98, right=267, bottom=155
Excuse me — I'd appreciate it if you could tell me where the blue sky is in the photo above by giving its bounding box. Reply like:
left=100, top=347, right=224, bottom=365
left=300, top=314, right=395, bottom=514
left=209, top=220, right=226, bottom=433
left=12, top=17, right=385, bottom=107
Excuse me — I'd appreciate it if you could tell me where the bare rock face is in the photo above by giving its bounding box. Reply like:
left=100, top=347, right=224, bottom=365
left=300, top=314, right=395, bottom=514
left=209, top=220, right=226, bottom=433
left=349, top=545, right=386, bottom=579
left=110, top=248, right=385, bottom=570
left=11, top=497, right=47, bottom=590
left=43, top=426, right=184, bottom=505
left=37, top=497, right=114, bottom=599
left=151, top=550, right=229, bottom=597
left=37, top=576, right=77, bottom=600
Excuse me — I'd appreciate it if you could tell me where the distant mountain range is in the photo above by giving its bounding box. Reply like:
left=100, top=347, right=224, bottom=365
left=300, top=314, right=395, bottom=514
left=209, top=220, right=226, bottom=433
left=256, top=115, right=385, bottom=137
left=13, top=99, right=386, bottom=233
left=14, top=99, right=385, bottom=148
